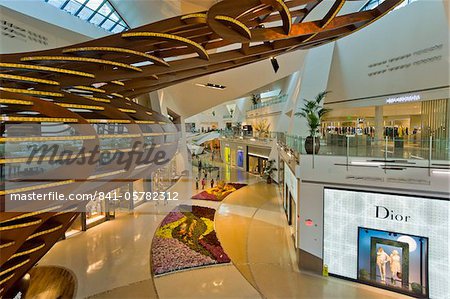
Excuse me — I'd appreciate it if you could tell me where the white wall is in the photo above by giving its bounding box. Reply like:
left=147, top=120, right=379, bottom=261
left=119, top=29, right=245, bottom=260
left=297, top=154, right=450, bottom=261
left=0, top=5, right=96, bottom=54
left=0, top=0, right=108, bottom=43
left=326, top=0, right=449, bottom=105
left=288, top=43, right=335, bottom=137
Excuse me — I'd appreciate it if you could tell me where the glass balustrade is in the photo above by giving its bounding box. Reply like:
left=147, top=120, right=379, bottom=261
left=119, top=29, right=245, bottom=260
left=277, top=132, right=450, bottom=162
left=247, top=94, right=288, bottom=111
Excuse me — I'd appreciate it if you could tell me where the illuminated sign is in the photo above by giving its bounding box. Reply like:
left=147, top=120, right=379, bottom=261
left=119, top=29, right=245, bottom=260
left=386, top=94, right=421, bottom=104
left=323, top=188, right=449, bottom=299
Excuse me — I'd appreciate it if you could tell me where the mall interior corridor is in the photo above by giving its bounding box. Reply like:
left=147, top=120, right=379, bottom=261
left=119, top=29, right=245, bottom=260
left=25, top=161, right=407, bottom=299
left=1, top=0, right=448, bottom=298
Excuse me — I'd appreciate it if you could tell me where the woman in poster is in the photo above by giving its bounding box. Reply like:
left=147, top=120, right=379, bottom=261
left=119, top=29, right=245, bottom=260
left=376, top=247, right=391, bottom=283
left=390, top=250, right=402, bottom=283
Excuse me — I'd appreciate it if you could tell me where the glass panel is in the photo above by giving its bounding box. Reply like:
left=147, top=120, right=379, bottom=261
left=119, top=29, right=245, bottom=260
left=97, top=2, right=112, bottom=17
left=63, top=0, right=83, bottom=14
left=101, top=18, right=115, bottom=30
left=90, top=13, right=106, bottom=25
left=47, top=0, right=67, bottom=8
left=109, top=12, right=119, bottom=22
left=85, top=0, right=104, bottom=11
left=77, top=6, right=95, bottom=20
left=43, top=0, right=128, bottom=32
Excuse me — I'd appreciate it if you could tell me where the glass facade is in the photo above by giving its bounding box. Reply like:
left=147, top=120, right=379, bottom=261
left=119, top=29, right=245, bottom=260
left=44, top=0, right=129, bottom=33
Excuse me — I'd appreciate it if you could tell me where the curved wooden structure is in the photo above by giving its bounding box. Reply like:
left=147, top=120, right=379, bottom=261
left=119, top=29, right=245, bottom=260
left=0, top=0, right=403, bottom=295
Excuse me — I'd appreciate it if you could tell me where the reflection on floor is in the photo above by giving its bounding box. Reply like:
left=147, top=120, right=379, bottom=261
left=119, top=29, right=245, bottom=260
left=27, top=266, right=76, bottom=299
left=37, top=161, right=409, bottom=298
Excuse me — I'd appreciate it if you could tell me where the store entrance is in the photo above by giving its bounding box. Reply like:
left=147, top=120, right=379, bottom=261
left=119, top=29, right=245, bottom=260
left=247, top=155, right=267, bottom=176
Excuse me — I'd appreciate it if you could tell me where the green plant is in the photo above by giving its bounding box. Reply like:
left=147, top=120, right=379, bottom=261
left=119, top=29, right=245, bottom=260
left=295, top=91, right=331, bottom=137
left=359, top=269, right=369, bottom=280
left=411, top=282, right=423, bottom=294
left=263, top=160, right=277, bottom=181
left=251, top=94, right=260, bottom=105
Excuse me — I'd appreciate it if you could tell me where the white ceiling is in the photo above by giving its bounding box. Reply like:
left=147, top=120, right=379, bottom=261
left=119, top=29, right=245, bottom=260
left=160, top=49, right=309, bottom=118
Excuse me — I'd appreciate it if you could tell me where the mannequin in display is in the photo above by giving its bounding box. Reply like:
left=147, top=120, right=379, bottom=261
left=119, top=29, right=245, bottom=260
left=390, top=250, right=402, bottom=284
left=376, top=247, right=391, bottom=283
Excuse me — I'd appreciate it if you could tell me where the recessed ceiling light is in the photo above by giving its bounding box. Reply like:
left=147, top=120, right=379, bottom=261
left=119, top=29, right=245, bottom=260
left=195, top=83, right=226, bottom=90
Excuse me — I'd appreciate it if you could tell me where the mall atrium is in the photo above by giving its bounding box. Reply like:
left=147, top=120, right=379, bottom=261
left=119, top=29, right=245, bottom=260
left=0, top=0, right=449, bottom=298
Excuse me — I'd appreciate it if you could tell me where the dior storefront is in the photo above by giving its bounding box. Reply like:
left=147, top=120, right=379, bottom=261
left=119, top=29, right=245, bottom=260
left=323, top=188, right=449, bottom=299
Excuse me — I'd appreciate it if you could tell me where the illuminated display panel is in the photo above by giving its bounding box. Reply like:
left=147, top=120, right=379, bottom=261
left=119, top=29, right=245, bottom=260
left=323, top=188, right=449, bottom=299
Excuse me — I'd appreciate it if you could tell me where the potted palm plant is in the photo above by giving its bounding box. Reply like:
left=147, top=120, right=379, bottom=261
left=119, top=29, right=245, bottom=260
left=295, top=91, right=331, bottom=154
left=263, top=160, right=277, bottom=184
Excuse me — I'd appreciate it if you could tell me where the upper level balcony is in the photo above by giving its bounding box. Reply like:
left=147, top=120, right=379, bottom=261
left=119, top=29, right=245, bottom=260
left=277, top=132, right=450, bottom=166
left=246, top=95, right=288, bottom=118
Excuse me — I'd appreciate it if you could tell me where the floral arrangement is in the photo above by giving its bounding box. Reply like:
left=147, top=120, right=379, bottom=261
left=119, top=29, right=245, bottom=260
left=191, top=181, right=247, bottom=201
left=152, top=205, right=230, bottom=276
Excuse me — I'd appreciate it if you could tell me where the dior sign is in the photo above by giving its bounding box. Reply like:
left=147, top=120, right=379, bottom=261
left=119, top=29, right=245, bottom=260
left=375, top=205, right=411, bottom=222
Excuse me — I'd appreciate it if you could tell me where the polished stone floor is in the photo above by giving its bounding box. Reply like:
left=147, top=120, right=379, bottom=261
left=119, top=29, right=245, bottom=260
left=38, top=162, right=409, bottom=298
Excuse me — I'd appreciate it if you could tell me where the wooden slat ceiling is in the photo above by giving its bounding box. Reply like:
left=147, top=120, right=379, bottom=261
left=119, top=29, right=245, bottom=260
left=0, top=0, right=404, bottom=99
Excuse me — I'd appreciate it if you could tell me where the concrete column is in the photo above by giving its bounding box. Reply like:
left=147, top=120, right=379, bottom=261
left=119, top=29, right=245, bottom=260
left=447, top=98, right=450, bottom=140
left=149, top=91, right=163, bottom=114
left=375, top=105, right=384, bottom=141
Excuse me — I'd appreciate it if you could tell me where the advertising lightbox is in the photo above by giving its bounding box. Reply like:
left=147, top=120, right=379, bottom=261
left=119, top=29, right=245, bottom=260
left=323, top=188, right=449, bottom=298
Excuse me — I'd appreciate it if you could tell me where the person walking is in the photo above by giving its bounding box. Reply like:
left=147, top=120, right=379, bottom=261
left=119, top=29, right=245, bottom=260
left=201, top=177, right=206, bottom=190
left=195, top=177, right=199, bottom=190
left=210, top=178, right=214, bottom=188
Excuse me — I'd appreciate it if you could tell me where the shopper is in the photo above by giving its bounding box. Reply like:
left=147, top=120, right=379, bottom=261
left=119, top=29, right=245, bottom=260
left=201, top=177, right=206, bottom=190
left=210, top=178, right=214, bottom=188
left=195, top=177, right=199, bottom=190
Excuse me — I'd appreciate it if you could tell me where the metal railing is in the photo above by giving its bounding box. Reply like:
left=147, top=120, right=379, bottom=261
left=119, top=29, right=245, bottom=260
left=248, top=94, right=288, bottom=111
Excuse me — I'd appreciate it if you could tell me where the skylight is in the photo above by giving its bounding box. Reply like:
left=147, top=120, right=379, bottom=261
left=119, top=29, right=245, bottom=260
left=44, top=0, right=130, bottom=33
left=360, top=0, right=418, bottom=11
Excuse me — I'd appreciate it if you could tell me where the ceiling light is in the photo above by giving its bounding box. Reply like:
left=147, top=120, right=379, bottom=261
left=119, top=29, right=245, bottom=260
left=270, top=57, right=279, bottom=73
left=351, top=161, right=384, bottom=166
left=432, top=169, right=450, bottom=175
left=195, top=83, right=226, bottom=90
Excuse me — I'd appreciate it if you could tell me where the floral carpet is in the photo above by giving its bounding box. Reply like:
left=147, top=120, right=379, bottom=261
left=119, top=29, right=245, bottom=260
left=191, top=182, right=247, bottom=201
left=151, top=205, right=231, bottom=276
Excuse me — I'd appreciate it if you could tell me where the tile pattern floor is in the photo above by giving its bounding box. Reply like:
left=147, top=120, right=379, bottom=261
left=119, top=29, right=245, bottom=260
left=38, top=161, right=410, bottom=298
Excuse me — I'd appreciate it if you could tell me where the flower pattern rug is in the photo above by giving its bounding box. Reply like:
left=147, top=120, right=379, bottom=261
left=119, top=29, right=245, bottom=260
left=152, top=205, right=231, bottom=276
left=191, top=182, right=247, bottom=201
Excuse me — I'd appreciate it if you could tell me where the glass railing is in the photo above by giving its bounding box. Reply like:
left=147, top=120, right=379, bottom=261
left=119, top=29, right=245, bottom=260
left=248, top=94, right=288, bottom=111
left=277, top=133, right=450, bottom=162
left=220, top=130, right=279, bottom=141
